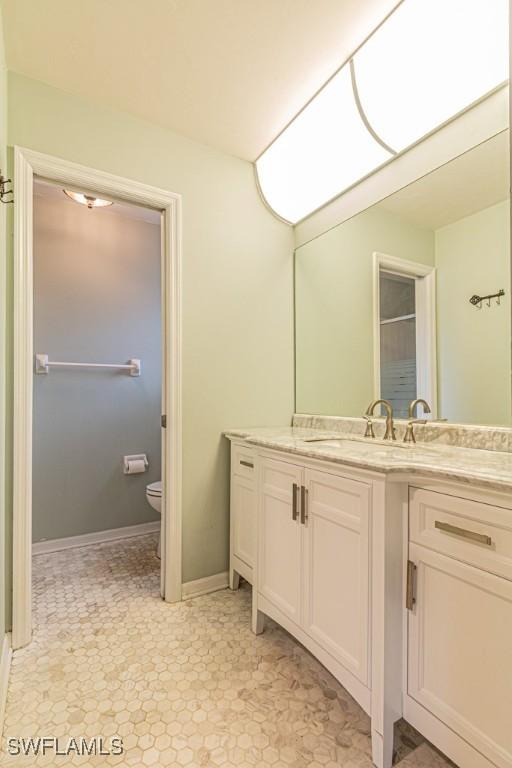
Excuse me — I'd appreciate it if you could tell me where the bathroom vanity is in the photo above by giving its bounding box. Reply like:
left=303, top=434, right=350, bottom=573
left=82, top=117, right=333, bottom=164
left=227, top=73, right=512, bottom=768
left=226, top=418, right=512, bottom=768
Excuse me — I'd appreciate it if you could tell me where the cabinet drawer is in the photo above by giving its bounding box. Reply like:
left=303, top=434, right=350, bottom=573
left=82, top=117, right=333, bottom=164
left=231, top=443, right=256, bottom=480
left=410, top=487, right=512, bottom=581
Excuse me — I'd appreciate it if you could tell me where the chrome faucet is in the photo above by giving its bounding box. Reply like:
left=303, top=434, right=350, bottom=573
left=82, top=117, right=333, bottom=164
left=365, top=399, right=396, bottom=440
left=403, top=398, right=431, bottom=443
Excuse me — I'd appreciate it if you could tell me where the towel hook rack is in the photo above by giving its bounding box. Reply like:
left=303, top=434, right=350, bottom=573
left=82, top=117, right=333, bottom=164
left=0, top=171, right=13, bottom=204
left=469, top=289, right=505, bottom=309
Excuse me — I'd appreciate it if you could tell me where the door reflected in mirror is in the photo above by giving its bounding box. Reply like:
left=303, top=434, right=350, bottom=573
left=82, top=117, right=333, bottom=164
left=295, top=130, right=511, bottom=426
left=379, top=272, right=417, bottom=418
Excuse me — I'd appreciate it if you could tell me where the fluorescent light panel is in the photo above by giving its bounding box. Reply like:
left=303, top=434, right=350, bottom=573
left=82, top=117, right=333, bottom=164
left=353, top=0, right=509, bottom=152
left=256, top=65, right=391, bottom=224
left=256, top=0, right=509, bottom=224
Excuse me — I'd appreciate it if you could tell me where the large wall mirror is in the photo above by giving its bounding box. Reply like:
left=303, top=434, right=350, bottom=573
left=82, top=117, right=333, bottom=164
left=295, top=129, right=511, bottom=425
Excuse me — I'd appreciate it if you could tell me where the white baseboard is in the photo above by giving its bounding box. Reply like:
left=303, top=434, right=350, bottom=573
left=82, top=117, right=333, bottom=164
left=32, top=521, right=160, bottom=555
left=182, top=571, right=229, bottom=600
left=0, top=634, right=12, bottom=736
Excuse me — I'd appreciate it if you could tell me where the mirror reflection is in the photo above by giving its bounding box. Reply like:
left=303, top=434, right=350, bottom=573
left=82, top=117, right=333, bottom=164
left=295, top=131, right=511, bottom=425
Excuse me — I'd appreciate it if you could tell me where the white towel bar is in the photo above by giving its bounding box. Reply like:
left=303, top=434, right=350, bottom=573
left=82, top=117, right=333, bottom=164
left=35, top=354, right=141, bottom=377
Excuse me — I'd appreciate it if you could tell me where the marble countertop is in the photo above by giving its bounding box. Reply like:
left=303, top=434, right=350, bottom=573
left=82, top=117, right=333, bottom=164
left=225, top=426, right=512, bottom=493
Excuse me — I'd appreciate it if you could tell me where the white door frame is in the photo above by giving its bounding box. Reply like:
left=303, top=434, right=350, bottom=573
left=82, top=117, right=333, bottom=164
left=372, top=252, right=437, bottom=417
left=12, top=146, right=183, bottom=649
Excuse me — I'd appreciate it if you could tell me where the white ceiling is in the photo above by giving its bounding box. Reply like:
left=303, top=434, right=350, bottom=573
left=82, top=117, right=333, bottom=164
left=377, top=130, right=510, bottom=230
left=1, top=0, right=400, bottom=161
left=34, top=178, right=161, bottom=224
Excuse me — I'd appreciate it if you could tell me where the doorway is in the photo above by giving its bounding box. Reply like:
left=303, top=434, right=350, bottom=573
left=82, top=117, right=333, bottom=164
left=12, top=147, right=183, bottom=649
left=373, top=252, right=437, bottom=417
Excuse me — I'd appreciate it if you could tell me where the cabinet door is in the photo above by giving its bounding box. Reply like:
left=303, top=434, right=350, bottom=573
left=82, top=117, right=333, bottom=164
left=302, top=469, right=370, bottom=684
left=408, top=543, right=512, bottom=768
left=231, top=474, right=255, bottom=568
left=258, top=457, right=303, bottom=624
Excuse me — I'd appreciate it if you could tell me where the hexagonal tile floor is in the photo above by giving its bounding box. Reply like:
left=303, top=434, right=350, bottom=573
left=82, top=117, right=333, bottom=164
left=1, top=534, right=455, bottom=767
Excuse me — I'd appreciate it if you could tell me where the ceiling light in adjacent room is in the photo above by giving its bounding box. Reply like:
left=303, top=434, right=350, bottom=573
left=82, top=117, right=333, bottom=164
left=63, top=190, right=114, bottom=209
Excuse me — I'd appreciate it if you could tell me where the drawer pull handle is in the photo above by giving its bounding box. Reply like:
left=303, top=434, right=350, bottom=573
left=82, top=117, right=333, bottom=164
left=406, top=560, right=417, bottom=611
left=435, top=520, right=492, bottom=546
left=300, top=485, right=308, bottom=525
left=239, top=460, right=254, bottom=469
left=292, top=483, right=299, bottom=521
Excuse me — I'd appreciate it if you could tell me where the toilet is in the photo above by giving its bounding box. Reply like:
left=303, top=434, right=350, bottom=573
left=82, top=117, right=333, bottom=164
left=146, top=481, right=162, bottom=558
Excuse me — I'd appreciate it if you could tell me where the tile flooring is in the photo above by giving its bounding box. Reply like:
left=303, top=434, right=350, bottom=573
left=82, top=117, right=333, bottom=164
left=1, top=534, right=455, bottom=767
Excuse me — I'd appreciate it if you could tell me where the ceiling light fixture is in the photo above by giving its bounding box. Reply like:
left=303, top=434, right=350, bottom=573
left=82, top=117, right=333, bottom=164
left=352, top=0, right=509, bottom=153
left=256, top=65, right=392, bottom=224
left=63, top=190, right=114, bottom=209
left=256, top=0, right=509, bottom=224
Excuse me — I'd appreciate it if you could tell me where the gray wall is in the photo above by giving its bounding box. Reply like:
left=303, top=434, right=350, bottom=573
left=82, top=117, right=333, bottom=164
left=33, top=189, right=161, bottom=542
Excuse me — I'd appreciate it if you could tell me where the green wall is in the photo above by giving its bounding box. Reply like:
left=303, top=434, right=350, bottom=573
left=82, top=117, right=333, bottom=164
left=4, top=72, right=294, bottom=624
left=295, top=206, right=435, bottom=416
left=436, top=200, right=511, bottom=424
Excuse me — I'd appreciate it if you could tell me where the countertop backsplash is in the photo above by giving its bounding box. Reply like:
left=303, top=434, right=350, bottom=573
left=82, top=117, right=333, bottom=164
left=292, top=414, right=512, bottom=454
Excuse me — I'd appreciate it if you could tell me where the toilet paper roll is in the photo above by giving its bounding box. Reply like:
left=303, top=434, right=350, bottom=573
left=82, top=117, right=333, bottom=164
left=125, top=459, right=146, bottom=475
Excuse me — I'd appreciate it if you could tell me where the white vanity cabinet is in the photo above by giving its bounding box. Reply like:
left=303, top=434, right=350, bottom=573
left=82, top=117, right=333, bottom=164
left=228, top=440, right=400, bottom=767
left=228, top=434, right=512, bottom=768
left=257, top=455, right=372, bottom=705
left=229, top=443, right=256, bottom=587
left=405, top=487, right=512, bottom=768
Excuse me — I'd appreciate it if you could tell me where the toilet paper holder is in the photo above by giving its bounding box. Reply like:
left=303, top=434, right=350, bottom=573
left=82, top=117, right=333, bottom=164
left=123, top=454, right=149, bottom=474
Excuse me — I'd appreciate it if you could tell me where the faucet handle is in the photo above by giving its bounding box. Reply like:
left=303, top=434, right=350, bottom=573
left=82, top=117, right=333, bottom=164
left=403, top=418, right=427, bottom=443
left=363, top=416, right=375, bottom=439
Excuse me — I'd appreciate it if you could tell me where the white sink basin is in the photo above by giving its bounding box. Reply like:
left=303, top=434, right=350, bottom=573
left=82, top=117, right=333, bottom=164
left=303, top=436, right=416, bottom=449
left=303, top=437, right=441, bottom=463
left=313, top=437, right=417, bottom=450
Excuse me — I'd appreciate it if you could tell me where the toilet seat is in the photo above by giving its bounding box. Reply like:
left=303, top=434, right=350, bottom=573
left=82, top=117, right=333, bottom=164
left=146, top=481, right=162, bottom=497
